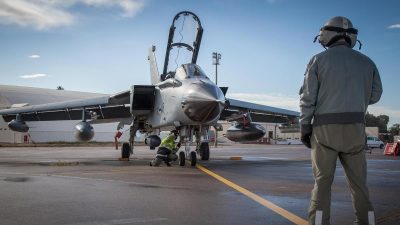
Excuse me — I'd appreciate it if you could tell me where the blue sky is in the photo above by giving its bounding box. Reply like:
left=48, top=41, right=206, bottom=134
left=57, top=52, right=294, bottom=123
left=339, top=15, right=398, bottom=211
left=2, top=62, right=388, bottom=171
left=0, top=0, right=399, bottom=126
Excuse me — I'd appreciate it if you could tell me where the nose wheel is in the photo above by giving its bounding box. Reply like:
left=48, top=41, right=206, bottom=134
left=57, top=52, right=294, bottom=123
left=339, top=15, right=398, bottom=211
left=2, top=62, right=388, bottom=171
left=178, top=143, right=197, bottom=167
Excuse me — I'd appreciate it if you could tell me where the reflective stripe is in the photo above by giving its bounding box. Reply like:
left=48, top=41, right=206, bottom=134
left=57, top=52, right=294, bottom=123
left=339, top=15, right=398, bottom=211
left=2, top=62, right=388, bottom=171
left=368, top=211, right=375, bottom=225
left=160, top=134, right=175, bottom=150
left=315, top=211, right=322, bottom=225
left=313, top=112, right=365, bottom=125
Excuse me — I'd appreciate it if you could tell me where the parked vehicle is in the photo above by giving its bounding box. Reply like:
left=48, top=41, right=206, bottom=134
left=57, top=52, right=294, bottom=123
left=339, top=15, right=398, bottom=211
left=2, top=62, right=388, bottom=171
left=367, top=136, right=384, bottom=149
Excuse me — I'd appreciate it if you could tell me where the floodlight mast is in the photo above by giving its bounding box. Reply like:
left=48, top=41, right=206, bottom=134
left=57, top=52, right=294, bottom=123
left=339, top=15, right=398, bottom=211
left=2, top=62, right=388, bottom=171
left=212, top=52, right=221, bottom=85
left=212, top=52, right=221, bottom=147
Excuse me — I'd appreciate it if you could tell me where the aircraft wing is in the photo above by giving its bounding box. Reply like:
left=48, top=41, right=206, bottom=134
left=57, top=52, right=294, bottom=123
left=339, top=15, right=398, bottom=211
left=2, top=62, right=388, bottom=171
left=0, top=90, right=131, bottom=123
left=220, top=98, right=299, bottom=124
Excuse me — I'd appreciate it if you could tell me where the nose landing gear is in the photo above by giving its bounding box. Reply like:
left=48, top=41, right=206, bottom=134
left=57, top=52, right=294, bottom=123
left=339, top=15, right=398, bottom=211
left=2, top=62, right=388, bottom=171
left=178, top=142, right=198, bottom=167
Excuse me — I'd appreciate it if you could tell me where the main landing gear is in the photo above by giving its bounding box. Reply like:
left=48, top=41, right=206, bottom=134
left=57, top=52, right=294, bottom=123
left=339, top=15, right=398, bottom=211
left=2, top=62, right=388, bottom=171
left=121, top=142, right=130, bottom=159
left=199, top=142, right=210, bottom=160
left=120, top=124, right=137, bottom=160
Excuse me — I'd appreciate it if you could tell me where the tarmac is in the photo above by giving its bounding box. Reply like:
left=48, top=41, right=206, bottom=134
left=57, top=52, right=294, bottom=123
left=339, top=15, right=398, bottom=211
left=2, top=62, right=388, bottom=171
left=0, top=144, right=399, bottom=225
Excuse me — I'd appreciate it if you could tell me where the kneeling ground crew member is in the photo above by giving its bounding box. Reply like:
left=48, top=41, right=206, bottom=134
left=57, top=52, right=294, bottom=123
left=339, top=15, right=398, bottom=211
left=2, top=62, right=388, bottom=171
left=300, top=16, right=382, bottom=225
left=150, top=130, right=181, bottom=167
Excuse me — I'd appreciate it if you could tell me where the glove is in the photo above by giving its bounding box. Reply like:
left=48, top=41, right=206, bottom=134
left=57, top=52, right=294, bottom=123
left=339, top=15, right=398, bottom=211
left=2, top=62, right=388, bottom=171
left=301, top=124, right=312, bottom=148
left=176, top=142, right=181, bottom=148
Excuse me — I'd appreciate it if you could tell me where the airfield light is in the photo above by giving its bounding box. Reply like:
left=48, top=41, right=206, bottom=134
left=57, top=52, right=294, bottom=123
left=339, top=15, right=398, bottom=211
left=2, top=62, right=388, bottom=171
left=212, top=52, right=221, bottom=147
left=212, top=52, right=221, bottom=85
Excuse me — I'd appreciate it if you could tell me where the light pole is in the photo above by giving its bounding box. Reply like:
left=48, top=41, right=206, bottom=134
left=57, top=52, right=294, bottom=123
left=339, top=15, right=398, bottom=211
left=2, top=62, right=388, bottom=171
left=212, top=52, right=221, bottom=84
left=212, top=52, right=221, bottom=147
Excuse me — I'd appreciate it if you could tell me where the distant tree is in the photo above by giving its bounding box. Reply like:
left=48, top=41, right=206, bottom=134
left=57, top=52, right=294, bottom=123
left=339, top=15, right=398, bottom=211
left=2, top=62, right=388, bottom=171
left=56, top=86, right=64, bottom=90
left=389, top=124, right=400, bottom=136
left=377, top=115, right=389, bottom=126
left=365, top=112, right=388, bottom=133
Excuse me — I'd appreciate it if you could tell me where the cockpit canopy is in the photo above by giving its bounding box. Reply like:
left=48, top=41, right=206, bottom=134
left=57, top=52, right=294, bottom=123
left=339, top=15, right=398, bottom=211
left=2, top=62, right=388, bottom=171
left=173, top=64, right=209, bottom=81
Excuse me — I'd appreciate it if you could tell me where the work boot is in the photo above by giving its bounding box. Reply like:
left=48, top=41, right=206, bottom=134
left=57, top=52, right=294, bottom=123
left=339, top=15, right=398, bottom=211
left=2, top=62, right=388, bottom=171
left=149, top=161, right=153, bottom=166
left=165, top=161, right=172, bottom=167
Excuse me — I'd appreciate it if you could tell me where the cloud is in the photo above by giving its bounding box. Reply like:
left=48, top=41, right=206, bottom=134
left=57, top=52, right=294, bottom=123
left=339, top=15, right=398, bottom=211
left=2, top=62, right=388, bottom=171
left=388, top=24, right=400, bottom=29
left=0, top=0, right=145, bottom=30
left=28, top=54, right=40, bottom=59
left=0, top=0, right=74, bottom=29
left=228, top=93, right=300, bottom=111
left=82, top=0, right=145, bottom=17
left=20, top=73, right=47, bottom=79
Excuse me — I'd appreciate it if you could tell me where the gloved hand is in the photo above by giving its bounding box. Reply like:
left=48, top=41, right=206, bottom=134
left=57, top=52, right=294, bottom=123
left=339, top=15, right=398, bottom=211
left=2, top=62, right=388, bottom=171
left=301, top=124, right=312, bottom=148
left=176, top=142, right=181, bottom=148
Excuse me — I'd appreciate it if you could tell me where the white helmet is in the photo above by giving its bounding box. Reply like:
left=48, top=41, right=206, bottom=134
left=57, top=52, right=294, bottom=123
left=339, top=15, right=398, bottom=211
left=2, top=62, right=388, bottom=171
left=315, top=16, right=360, bottom=49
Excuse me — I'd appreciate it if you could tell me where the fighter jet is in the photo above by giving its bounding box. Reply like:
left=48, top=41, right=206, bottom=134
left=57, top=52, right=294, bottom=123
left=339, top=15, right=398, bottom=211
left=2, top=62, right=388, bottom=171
left=0, top=11, right=299, bottom=166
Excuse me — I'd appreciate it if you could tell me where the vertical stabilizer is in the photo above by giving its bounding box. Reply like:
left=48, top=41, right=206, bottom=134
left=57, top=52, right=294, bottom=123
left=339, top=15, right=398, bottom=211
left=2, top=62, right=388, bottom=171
left=148, top=45, right=160, bottom=85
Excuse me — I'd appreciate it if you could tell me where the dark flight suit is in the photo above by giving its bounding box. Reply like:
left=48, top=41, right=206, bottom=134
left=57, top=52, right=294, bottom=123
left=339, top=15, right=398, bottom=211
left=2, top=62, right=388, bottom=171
left=300, top=42, right=382, bottom=225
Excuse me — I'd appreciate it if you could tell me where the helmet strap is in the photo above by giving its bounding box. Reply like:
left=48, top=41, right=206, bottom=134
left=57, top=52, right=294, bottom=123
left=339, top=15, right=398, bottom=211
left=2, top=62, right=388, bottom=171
left=313, top=35, right=320, bottom=43
left=326, top=34, right=351, bottom=47
left=357, top=40, right=363, bottom=50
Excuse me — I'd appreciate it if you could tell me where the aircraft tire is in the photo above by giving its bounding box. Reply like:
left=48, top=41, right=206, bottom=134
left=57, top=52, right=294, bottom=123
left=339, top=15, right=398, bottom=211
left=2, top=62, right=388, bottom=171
left=190, top=151, right=197, bottom=167
left=200, top=142, right=210, bottom=160
left=179, top=151, right=185, bottom=166
left=122, top=142, right=130, bottom=159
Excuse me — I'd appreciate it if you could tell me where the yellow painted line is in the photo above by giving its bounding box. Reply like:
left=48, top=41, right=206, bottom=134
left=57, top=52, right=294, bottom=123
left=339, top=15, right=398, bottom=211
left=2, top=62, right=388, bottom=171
left=196, top=164, right=308, bottom=225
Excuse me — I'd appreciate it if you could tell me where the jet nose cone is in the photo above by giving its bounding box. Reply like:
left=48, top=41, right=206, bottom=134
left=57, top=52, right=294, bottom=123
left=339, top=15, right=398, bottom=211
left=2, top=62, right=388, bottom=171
left=182, top=82, right=225, bottom=123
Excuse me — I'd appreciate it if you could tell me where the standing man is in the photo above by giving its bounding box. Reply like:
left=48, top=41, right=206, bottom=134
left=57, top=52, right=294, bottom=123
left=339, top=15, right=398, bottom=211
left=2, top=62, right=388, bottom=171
left=300, top=16, right=382, bottom=225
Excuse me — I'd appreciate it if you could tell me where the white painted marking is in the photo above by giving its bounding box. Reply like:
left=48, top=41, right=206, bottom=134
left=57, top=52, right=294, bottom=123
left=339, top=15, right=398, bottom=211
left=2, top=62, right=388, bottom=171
left=368, top=211, right=375, bottom=225
left=315, top=210, right=322, bottom=225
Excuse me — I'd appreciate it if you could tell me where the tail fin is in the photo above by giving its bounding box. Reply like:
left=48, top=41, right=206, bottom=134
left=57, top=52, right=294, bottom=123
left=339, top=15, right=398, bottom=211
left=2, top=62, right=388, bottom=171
left=148, top=45, right=160, bottom=85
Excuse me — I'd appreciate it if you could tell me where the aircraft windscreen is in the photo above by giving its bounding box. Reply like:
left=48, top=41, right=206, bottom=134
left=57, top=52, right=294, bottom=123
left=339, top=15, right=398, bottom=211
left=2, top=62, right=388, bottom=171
left=184, top=64, right=208, bottom=78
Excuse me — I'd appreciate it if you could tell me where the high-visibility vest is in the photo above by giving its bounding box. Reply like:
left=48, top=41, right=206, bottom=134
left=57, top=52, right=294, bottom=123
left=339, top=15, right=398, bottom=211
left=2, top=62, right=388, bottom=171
left=160, top=134, right=176, bottom=150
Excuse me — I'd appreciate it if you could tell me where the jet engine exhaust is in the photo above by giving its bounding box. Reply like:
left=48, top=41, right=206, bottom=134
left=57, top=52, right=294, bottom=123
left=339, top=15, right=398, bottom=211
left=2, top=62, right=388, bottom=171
left=74, top=121, right=94, bottom=142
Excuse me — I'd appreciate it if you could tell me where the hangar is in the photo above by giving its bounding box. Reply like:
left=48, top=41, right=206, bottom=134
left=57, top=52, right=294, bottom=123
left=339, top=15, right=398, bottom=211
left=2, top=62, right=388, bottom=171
left=0, top=85, right=130, bottom=143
